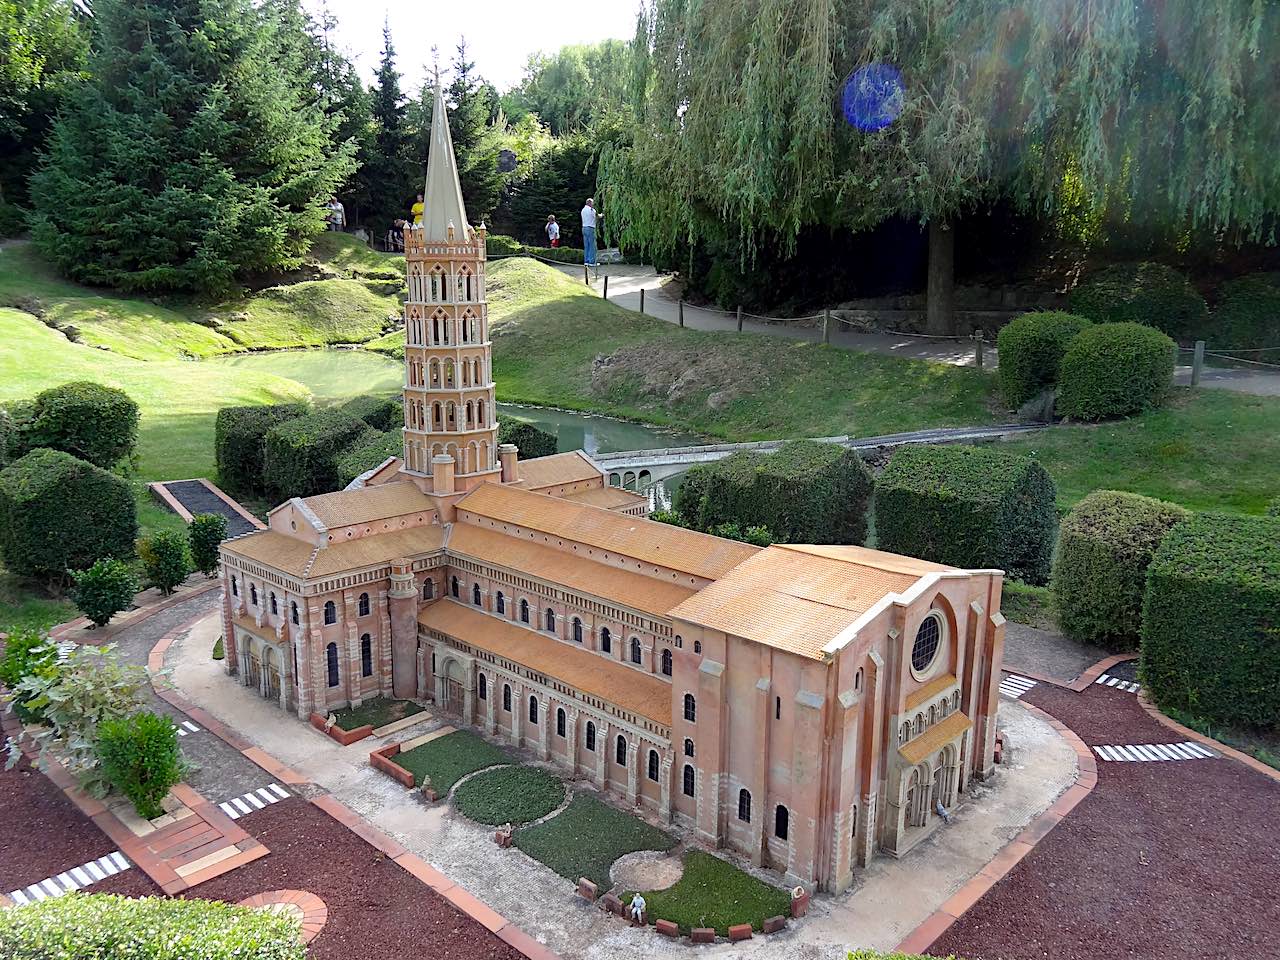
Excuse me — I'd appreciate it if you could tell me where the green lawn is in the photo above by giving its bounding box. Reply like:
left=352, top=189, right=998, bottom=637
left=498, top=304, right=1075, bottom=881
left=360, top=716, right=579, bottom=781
left=390, top=729, right=512, bottom=792
left=452, top=765, right=565, bottom=825
left=628, top=850, right=792, bottom=935
left=513, top=793, right=676, bottom=892
left=330, top=697, right=424, bottom=731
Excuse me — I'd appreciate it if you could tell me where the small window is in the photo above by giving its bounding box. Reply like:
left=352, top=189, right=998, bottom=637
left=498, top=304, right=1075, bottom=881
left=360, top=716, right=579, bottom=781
left=358, top=592, right=370, bottom=616
left=682, top=764, right=695, bottom=797
left=269, top=592, right=278, bottom=615
left=586, top=721, right=596, bottom=751
left=901, top=721, right=911, bottom=744
left=683, top=738, right=694, bottom=757
left=661, top=649, right=672, bottom=676
left=683, top=693, right=696, bottom=723
left=674, top=635, right=683, bottom=649
left=473, top=583, right=481, bottom=606
left=496, top=591, right=505, bottom=615
left=775, top=804, right=789, bottom=840
left=694, top=640, right=702, bottom=654
left=323, top=600, right=336, bottom=625
left=775, top=696, right=781, bottom=720
left=231, top=575, right=238, bottom=596
left=502, top=684, right=511, bottom=712
left=360, top=634, right=373, bottom=677
left=423, top=579, right=434, bottom=600
left=479, top=674, right=487, bottom=700
left=290, top=601, right=298, bottom=625
left=451, top=576, right=459, bottom=599
left=326, top=642, right=339, bottom=688
left=528, top=696, right=539, bottom=724
left=556, top=707, right=566, bottom=737
left=616, top=734, right=627, bottom=766
left=601, top=627, right=611, bottom=653
left=545, top=608, right=556, bottom=633
left=573, top=618, right=583, bottom=643
left=250, top=584, right=258, bottom=606
left=520, top=599, right=529, bottom=623
left=738, top=789, right=751, bottom=822
left=648, top=750, right=659, bottom=782
left=630, top=637, right=642, bottom=665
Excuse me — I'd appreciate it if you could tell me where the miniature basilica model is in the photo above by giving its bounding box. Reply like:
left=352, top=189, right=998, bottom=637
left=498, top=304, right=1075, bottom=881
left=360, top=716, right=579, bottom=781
left=219, top=84, right=1008, bottom=893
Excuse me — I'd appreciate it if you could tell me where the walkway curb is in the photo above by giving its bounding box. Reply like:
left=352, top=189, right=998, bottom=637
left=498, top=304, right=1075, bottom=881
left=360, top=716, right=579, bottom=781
left=1136, top=694, right=1280, bottom=785
left=1007, top=652, right=1137, bottom=693
left=893, top=700, right=1097, bottom=955
left=49, top=578, right=221, bottom=642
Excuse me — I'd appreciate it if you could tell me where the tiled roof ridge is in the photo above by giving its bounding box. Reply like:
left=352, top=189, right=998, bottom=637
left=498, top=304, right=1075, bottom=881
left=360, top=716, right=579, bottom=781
left=301, top=544, right=322, bottom=579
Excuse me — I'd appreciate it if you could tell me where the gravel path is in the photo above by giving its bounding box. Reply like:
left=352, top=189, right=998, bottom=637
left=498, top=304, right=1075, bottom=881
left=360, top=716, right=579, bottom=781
left=160, top=480, right=257, bottom=537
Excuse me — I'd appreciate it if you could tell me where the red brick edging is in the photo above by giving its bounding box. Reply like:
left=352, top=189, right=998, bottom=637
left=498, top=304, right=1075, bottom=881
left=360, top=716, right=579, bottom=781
left=49, top=578, right=222, bottom=642
left=1136, top=693, right=1280, bottom=786
left=237, top=889, right=328, bottom=943
left=894, top=700, right=1098, bottom=955
left=308, top=712, right=374, bottom=745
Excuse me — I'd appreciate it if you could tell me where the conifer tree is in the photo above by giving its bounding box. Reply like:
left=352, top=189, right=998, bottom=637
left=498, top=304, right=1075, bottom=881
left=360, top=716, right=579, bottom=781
left=29, top=0, right=356, bottom=295
left=363, top=20, right=417, bottom=229
left=445, top=39, right=505, bottom=221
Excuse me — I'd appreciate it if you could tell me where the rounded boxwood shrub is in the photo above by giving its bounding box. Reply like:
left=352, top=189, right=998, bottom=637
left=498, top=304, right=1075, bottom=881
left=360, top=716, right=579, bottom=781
left=0, top=448, right=137, bottom=582
left=497, top=417, right=558, bottom=460
left=339, top=393, right=403, bottom=432
left=1051, top=490, right=1189, bottom=649
left=214, top=402, right=309, bottom=496
left=996, top=311, right=1093, bottom=408
left=1141, top=513, right=1280, bottom=728
left=452, top=765, right=565, bottom=825
left=97, top=711, right=185, bottom=819
left=1057, top=322, right=1176, bottom=421
left=1069, top=262, right=1208, bottom=340
left=16, top=381, right=140, bottom=469
left=73, top=558, right=140, bottom=628
left=1212, top=272, right=1280, bottom=360
left=876, top=444, right=1058, bottom=585
left=1268, top=497, right=1280, bottom=518
left=263, top=408, right=377, bottom=499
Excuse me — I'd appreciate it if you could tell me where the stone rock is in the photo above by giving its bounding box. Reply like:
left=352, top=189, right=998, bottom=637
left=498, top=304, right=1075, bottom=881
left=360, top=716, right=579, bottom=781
left=1016, top=388, right=1057, bottom=424
left=706, top=391, right=731, bottom=412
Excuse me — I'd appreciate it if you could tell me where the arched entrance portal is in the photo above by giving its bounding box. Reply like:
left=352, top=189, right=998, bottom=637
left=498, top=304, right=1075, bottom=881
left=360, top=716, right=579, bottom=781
left=441, top=658, right=466, bottom=715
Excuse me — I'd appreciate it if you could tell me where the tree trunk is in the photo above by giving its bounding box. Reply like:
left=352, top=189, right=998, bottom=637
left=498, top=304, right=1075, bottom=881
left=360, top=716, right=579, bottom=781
left=925, top=220, right=956, bottom=337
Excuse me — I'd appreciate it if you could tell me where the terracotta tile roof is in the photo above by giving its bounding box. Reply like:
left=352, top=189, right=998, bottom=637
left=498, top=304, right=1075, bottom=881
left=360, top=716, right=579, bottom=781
left=905, top=673, right=959, bottom=712
left=456, top=483, right=759, bottom=581
left=775, top=543, right=954, bottom=577
left=418, top=600, right=672, bottom=726
left=449, top=523, right=695, bottom=617
left=668, top=545, right=927, bottom=660
left=308, top=526, right=445, bottom=577
left=517, top=451, right=602, bottom=489
left=899, top=711, right=972, bottom=765
left=560, top=487, right=648, bottom=510
left=222, top=531, right=318, bottom=577
left=300, top=482, right=435, bottom=528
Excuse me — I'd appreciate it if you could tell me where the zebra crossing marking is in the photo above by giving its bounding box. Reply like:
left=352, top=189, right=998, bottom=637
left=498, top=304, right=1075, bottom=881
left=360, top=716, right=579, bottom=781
left=8, top=851, right=130, bottom=904
left=999, top=674, right=1037, bottom=699
left=1095, top=674, right=1141, bottom=694
left=218, top=783, right=290, bottom=820
left=175, top=720, right=201, bottom=737
left=1093, top=741, right=1216, bottom=762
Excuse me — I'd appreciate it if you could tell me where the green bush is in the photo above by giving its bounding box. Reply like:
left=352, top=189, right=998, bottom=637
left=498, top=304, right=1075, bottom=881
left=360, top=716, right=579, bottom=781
left=708, top=521, right=773, bottom=546
left=262, top=408, right=377, bottom=499
left=996, top=311, right=1093, bottom=408
left=0, top=449, right=137, bottom=583
left=1069, top=262, right=1208, bottom=340
left=72, top=558, right=140, bottom=628
left=877, top=445, right=1058, bottom=584
left=452, top=765, right=565, bottom=825
left=0, top=200, right=27, bottom=238
left=1051, top=491, right=1189, bottom=649
left=340, top=393, right=403, bottom=431
left=14, top=381, right=140, bottom=469
left=486, top=233, right=585, bottom=264
left=97, top=711, right=185, bottom=819
left=335, top=430, right=403, bottom=488
left=214, top=402, right=309, bottom=496
left=1141, top=513, right=1280, bottom=728
left=1212, top=272, right=1280, bottom=360
left=1268, top=497, right=1280, bottom=518
left=188, top=513, right=229, bottom=577
left=138, top=529, right=190, bottom=596
left=0, top=893, right=306, bottom=960
left=1057, top=322, right=1176, bottom=420
left=675, top=440, right=874, bottom=545
left=486, top=234, right=524, bottom=256
left=650, top=509, right=689, bottom=528
left=0, top=630, right=57, bottom=723
left=497, top=417, right=558, bottom=460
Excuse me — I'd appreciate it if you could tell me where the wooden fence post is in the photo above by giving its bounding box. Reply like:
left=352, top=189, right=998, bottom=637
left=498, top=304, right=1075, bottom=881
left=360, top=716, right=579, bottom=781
left=974, top=330, right=985, bottom=370
left=1192, top=340, right=1205, bottom=386
left=583, top=264, right=589, bottom=285
left=822, top=309, right=832, bottom=344
left=639, top=288, right=645, bottom=314
left=603, top=275, right=609, bottom=300
left=678, top=300, right=685, bottom=327
left=736, top=306, right=743, bottom=332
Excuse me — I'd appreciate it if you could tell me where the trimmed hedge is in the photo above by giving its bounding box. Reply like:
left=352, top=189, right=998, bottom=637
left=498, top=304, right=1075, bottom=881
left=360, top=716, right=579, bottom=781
left=486, top=233, right=585, bottom=264
left=0, top=449, right=137, bottom=582
left=17, top=381, right=140, bottom=469
left=1051, top=490, right=1189, bottom=649
left=1213, top=272, right=1280, bottom=359
left=336, top=430, right=403, bottom=488
left=1069, top=261, right=1208, bottom=340
left=996, top=311, right=1093, bottom=408
left=497, top=417, right=558, bottom=460
left=1057, top=322, right=1175, bottom=421
left=1141, top=513, right=1280, bottom=728
left=0, top=893, right=306, bottom=960
left=674, top=440, right=874, bottom=545
left=340, top=393, right=403, bottom=431
left=262, top=408, right=377, bottom=499
left=877, top=444, right=1058, bottom=584
left=214, top=402, right=308, bottom=496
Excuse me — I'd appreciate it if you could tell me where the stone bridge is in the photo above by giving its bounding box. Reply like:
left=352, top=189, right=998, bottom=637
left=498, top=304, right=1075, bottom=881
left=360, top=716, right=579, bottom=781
left=592, top=423, right=1046, bottom=491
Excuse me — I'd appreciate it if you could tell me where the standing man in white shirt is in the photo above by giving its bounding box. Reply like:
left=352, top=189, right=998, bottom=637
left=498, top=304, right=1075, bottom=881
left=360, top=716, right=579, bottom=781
left=326, top=197, right=346, bottom=232
left=581, top=198, right=599, bottom=266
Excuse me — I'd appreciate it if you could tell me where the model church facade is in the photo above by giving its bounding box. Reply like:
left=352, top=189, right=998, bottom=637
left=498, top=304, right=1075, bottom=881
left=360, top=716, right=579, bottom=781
left=218, top=84, right=1008, bottom=893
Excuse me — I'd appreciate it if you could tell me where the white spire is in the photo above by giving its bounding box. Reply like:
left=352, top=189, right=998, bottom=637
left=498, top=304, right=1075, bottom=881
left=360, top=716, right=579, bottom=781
left=421, top=80, right=469, bottom=243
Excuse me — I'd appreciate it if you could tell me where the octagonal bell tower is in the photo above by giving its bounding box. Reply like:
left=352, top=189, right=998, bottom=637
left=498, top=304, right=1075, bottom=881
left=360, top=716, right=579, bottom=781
left=400, top=82, right=499, bottom=493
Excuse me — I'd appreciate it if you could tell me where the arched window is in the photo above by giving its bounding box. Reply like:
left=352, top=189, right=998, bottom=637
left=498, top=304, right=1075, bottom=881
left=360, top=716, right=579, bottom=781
left=775, top=804, right=789, bottom=840
left=556, top=708, right=566, bottom=737
left=323, top=601, right=336, bottom=625
left=479, top=674, right=487, bottom=700
left=674, top=635, right=683, bottom=649
left=615, top=735, right=627, bottom=766
left=683, top=694, right=696, bottom=723
left=630, top=637, right=642, bottom=665
left=520, top=599, right=529, bottom=623
left=600, top=627, right=611, bottom=653
left=648, top=750, right=660, bottom=782
left=502, top=684, right=511, bottom=712
left=901, top=722, right=911, bottom=744
left=528, top=696, right=539, bottom=724
left=290, top=601, right=298, bottom=625
left=473, top=583, right=482, bottom=606
left=231, top=576, right=238, bottom=596
left=738, top=789, right=752, bottom=823
left=683, top=738, right=694, bottom=757
left=250, top=584, right=258, bottom=606
left=545, top=608, right=556, bottom=633
left=682, top=764, right=695, bottom=797
left=360, top=634, right=372, bottom=677
left=572, top=618, right=583, bottom=643
left=269, top=592, right=278, bottom=615
left=326, top=642, right=339, bottom=688
left=855, top=668, right=863, bottom=692
left=585, top=721, right=596, bottom=751
left=358, top=592, right=370, bottom=616
left=694, top=640, right=702, bottom=654
left=423, top=579, right=435, bottom=600
left=496, top=591, right=505, bottom=615
left=661, top=649, right=673, bottom=676
left=450, top=576, right=459, bottom=599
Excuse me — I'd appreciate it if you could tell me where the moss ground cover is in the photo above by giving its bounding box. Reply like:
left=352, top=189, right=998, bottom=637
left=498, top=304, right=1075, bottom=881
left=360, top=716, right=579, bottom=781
left=330, top=696, right=423, bottom=731
left=452, top=765, right=565, bottom=825
left=513, top=793, right=675, bottom=892
left=390, top=729, right=511, bottom=792
left=629, top=850, right=792, bottom=935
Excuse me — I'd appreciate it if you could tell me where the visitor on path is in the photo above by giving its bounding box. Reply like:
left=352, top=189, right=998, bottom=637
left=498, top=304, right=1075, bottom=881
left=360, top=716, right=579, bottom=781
left=629, top=892, right=646, bottom=925
left=581, top=198, right=600, bottom=265
left=935, top=799, right=952, bottom=825
left=326, top=197, right=345, bottom=231
left=545, top=215, right=560, bottom=247
left=412, top=193, right=425, bottom=225
left=387, top=218, right=407, bottom=252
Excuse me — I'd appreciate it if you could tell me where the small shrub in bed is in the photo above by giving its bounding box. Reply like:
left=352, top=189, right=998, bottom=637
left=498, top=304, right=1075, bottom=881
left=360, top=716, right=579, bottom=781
left=1057, top=322, right=1175, bottom=420
left=73, top=558, right=140, bottom=628
left=15, top=381, right=139, bottom=469
left=996, top=311, right=1092, bottom=408
left=97, top=711, right=185, bottom=819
